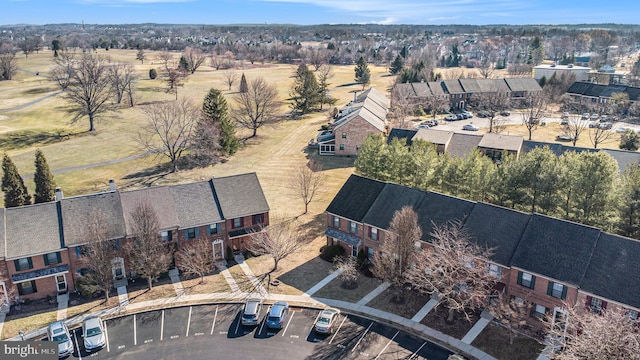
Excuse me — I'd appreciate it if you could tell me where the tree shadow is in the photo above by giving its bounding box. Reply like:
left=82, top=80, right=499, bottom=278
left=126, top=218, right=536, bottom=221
left=302, top=148, right=355, bottom=170
left=122, top=163, right=172, bottom=188
left=22, top=87, right=57, bottom=95
left=0, top=129, right=85, bottom=151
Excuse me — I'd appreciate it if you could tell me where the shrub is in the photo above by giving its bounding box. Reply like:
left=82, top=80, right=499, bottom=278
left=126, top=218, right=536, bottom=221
left=320, top=245, right=345, bottom=262
left=75, top=276, right=99, bottom=298
left=225, top=245, right=233, bottom=262
left=149, top=68, right=157, bottom=80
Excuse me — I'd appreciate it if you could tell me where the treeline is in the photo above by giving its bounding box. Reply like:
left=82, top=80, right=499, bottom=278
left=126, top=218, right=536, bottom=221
left=355, top=135, right=640, bottom=238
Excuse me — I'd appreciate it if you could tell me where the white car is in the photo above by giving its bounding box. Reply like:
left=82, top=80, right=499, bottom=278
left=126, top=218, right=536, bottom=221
left=48, top=321, right=74, bottom=358
left=462, top=124, right=479, bottom=131
left=82, top=316, right=106, bottom=352
left=314, top=308, right=341, bottom=334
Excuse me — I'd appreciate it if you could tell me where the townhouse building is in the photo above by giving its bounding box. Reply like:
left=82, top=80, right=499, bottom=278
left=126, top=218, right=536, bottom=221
left=325, top=174, right=640, bottom=326
left=0, top=173, right=269, bottom=305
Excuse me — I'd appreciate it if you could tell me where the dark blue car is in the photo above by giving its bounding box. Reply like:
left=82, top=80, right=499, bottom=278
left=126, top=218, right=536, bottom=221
left=266, top=302, right=289, bottom=329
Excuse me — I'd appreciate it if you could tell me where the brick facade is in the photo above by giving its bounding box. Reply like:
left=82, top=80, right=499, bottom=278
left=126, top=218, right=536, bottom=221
left=334, top=118, right=384, bottom=156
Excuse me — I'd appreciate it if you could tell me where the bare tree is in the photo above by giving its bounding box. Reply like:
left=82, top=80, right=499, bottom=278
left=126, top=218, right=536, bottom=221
left=470, top=89, right=511, bottom=133
left=209, top=54, right=222, bottom=70
left=310, top=48, right=329, bottom=71
left=424, top=92, right=450, bottom=119
left=183, top=47, right=207, bottom=74
left=487, top=292, right=533, bottom=345
left=223, top=70, right=237, bottom=91
left=55, top=53, right=113, bottom=131
left=80, top=209, right=117, bottom=300
left=247, top=219, right=304, bottom=272
left=136, top=48, right=146, bottom=64
left=124, top=202, right=172, bottom=290
left=290, top=162, right=323, bottom=214
left=50, top=52, right=75, bottom=90
left=175, top=238, right=215, bottom=284
left=0, top=266, right=17, bottom=309
left=520, top=92, right=547, bottom=140
left=333, top=256, right=359, bottom=289
left=156, top=50, right=174, bottom=72
left=0, top=46, right=18, bottom=81
left=232, top=77, right=280, bottom=139
left=478, top=56, right=494, bottom=79
left=563, top=114, right=589, bottom=147
left=372, top=206, right=422, bottom=301
left=546, top=306, right=640, bottom=360
left=388, top=85, right=415, bottom=128
left=407, top=221, right=496, bottom=323
left=589, top=125, right=614, bottom=149
left=108, top=62, right=137, bottom=106
left=137, top=98, right=200, bottom=172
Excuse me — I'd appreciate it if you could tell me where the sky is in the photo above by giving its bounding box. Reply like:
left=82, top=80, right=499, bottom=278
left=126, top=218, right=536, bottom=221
left=1, top=0, right=639, bottom=26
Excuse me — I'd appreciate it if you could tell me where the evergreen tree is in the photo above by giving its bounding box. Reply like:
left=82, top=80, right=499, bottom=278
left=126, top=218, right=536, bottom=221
left=618, top=165, right=640, bottom=238
left=354, top=56, right=371, bottom=90
left=2, top=154, right=31, bottom=208
left=290, top=64, right=321, bottom=115
left=34, top=149, right=56, bottom=203
left=354, top=134, right=388, bottom=181
left=400, top=46, right=408, bottom=59
left=239, top=73, right=248, bottom=93
left=389, top=55, right=404, bottom=75
left=179, top=55, right=190, bottom=73
left=620, top=129, right=640, bottom=151
left=202, top=88, right=239, bottom=156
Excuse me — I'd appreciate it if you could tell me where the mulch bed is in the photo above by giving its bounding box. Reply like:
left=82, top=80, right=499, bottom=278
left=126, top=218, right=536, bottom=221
left=7, top=298, right=57, bottom=316
left=421, top=306, right=480, bottom=339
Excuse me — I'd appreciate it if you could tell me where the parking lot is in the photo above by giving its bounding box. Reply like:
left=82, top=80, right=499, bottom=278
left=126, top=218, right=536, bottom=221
left=61, top=303, right=454, bottom=360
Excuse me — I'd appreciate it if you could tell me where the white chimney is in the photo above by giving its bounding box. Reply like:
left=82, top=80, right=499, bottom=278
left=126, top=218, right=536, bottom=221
left=55, top=187, right=63, bottom=201
left=109, top=179, right=116, bottom=191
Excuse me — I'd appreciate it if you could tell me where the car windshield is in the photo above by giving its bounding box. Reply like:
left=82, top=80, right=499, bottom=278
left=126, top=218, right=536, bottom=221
left=268, top=316, right=280, bottom=321
left=86, top=327, right=102, bottom=337
left=317, top=317, right=330, bottom=325
left=52, top=333, right=68, bottom=343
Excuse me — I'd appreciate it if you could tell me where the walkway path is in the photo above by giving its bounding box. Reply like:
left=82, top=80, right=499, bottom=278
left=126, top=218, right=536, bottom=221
left=117, top=286, right=129, bottom=309
left=56, top=293, right=69, bottom=321
left=304, top=268, right=343, bottom=296
left=0, top=91, right=62, bottom=113
left=411, top=296, right=439, bottom=322
left=461, top=310, right=493, bottom=344
left=217, top=263, right=240, bottom=293
left=356, top=281, right=390, bottom=306
left=235, top=254, right=266, bottom=294
left=168, top=268, right=184, bottom=297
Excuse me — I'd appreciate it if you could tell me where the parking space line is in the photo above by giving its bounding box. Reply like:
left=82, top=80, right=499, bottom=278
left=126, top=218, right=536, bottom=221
left=409, top=341, right=428, bottom=359
left=160, top=310, right=165, bottom=341
left=186, top=307, right=192, bottom=337
left=258, top=306, right=270, bottom=336
left=234, top=311, right=241, bottom=335
left=351, top=321, right=373, bottom=352
left=375, top=330, right=399, bottom=360
left=307, top=310, right=322, bottom=339
left=73, top=331, right=82, bottom=360
left=210, top=306, right=218, bottom=335
left=134, top=314, right=137, bottom=346
left=329, top=316, right=347, bottom=344
left=281, top=311, right=295, bottom=337
left=105, top=322, right=110, bottom=352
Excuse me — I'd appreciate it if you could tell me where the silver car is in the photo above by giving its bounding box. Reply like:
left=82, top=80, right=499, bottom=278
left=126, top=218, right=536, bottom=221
left=314, top=308, right=341, bottom=334
left=82, top=316, right=106, bottom=352
left=241, top=298, right=263, bottom=326
left=48, top=321, right=74, bottom=358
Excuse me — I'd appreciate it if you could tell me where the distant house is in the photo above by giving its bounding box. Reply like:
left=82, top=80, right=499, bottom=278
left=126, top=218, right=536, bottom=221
left=325, top=174, right=640, bottom=328
left=566, top=81, right=640, bottom=108
left=533, top=64, right=590, bottom=82
left=318, top=87, right=389, bottom=156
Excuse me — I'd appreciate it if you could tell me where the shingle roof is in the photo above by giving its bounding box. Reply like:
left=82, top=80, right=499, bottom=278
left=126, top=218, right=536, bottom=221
left=459, top=78, right=481, bottom=93
left=326, top=175, right=387, bottom=222
left=504, top=78, right=542, bottom=92
left=447, top=133, right=483, bottom=158
left=477, top=133, right=523, bottom=152
left=477, top=79, right=511, bottom=93
left=442, top=80, right=464, bottom=93
left=0, top=209, right=4, bottom=260
left=566, top=81, right=593, bottom=95
left=6, top=202, right=63, bottom=259
left=411, top=83, right=432, bottom=98
left=580, top=233, right=640, bottom=309
left=387, top=128, right=417, bottom=145
left=325, top=228, right=361, bottom=247
left=362, top=183, right=426, bottom=230
left=412, top=128, right=454, bottom=146
left=462, top=202, right=530, bottom=266
left=415, top=191, right=476, bottom=240
left=427, top=82, right=447, bottom=96
left=212, top=172, right=269, bottom=220
left=601, top=149, right=640, bottom=172
left=333, top=88, right=389, bottom=133
left=120, top=186, right=179, bottom=234
left=512, top=214, right=601, bottom=286
left=60, top=192, right=126, bottom=246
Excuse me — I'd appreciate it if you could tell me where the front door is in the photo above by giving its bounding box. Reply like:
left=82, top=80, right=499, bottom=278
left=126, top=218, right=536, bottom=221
left=552, top=307, right=568, bottom=335
left=111, top=257, right=126, bottom=283
left=212, top=240, right=224, bottom=260
left=56, top=275, right=67, bottom=293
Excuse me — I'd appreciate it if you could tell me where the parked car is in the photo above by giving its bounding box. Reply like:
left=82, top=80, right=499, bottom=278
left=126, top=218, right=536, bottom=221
left=445, top=115, right=458, bottom=121
left=83, top=316, right=106, bottom=352
left=241, top=298, right=263, bottom=326
left=499, top=110, right=511, bottom=117
left=48, top=321, right=74, bottom=358
left=456, top=113, right=465, bottom=120
left=266, top=302, right=289, bottom=329
left=477, top=110, right=489, bottom=118
left=598, top=122, right=613, bottom=130
left=590, top=113, right=599, bottom=120
left=616, top=126, right=632, bottom=133
left=599, top=115, right=609, bottom=122
left=423, top=119, right=438, bottom=127
left=414, top=124, right=430, bottom=130
left=462, top=112, right=473, bottom=119
left=462, top=124, right=479, bottom=131
left=562, top=112, right=569, bottom=119
left=314, top=308, right=341, bottom=334
left=560, top=119, right=569, bottom=125
left=581, top=113, right=590, bottom=120
left=557, top=134, right=575, bottom=141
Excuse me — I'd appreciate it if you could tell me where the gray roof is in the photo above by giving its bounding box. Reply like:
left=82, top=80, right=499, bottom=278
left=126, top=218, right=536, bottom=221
left=602, top=149, right=640, bottom=172
left=442, top=80, right=464, bottom=94
left=427, top=82, right=447, bottom=96
left=412, top=128, right=454, bottom=146
left=477, top=79, right=511, bottom=93
left=60, top=192, right=126, bottom=246
left=411, top=82, right=432, bottom=98
left=459, top=78, right=482, bottom=93
left=362, top=183, right=426, bottom=230
left=5, top=202, right=63, bottom=259
left=415, top=191, right=476, bottom=240
left=463, top=202, right=530, bottom=266
left=580, top=233, right=640, bottom=309
left=512, top=214, right=601, bottom=286
left=387, top=128, right=417, bottom=146
left=169, top=180, right=222, bottom=228
left=212, top=172, right=269, bottom=220
left=478, top=133, right=523, bottom=152
left=326, top=175, right=387, bottom=222
left=325, top=228, right=361, bottom=247
left=448, top=133, right=483, bottom=158
left=504, top=78, right=542, bottom=92
left=120, top=186, right=180, bottom=233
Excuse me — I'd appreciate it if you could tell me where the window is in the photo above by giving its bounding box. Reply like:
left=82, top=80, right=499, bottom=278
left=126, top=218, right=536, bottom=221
left=14, top=257, right=33, bottom=272
left=547, top=282, right=567, bottom=300
left=252, top=214, right=264, bottom=225
left=208, top=224, right=219, bottom=235
left=339, top=144, right=345, bottom=151
left=370, top=227, right=378, bottom=240
left=161, top=230, right=173, bottom=241
left=627, top=310, right=639, bottom=321
left=17, top=281, right=37, bottom=295
left=114, top=239, right=121, bottom=250
left=342, top=132, right=347, bottom=139
left=367, top=247, right=374, bottom=259
left=186, top=228, right=197, bottom=239
left=332, top=216, right=340, bottom=228
left=43, top=252, right=62, bottom=266
left=486, top=263, right=502, bottom=280
left=233, top=217, right=243, bottom=229
left=348, top=221, right=358, bottom=234
left=533, top=304, right=547, bottom=319
left=517, top=271, right=536, bottom=289
left=352, top=246, right=358, bottom=257
left=589, top=297, right=606, bottom=314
